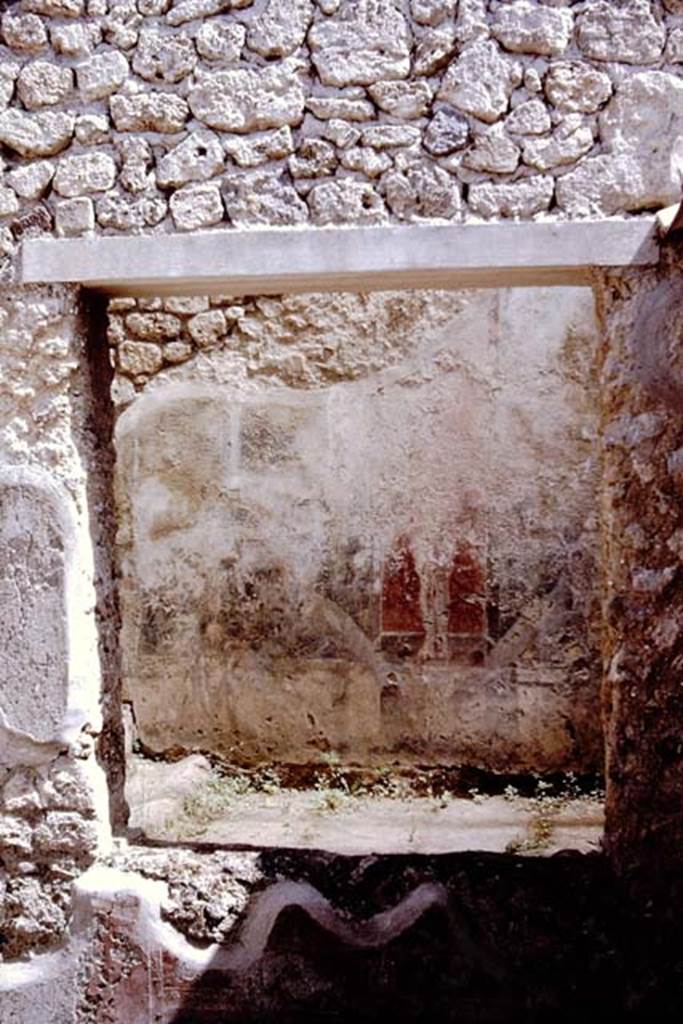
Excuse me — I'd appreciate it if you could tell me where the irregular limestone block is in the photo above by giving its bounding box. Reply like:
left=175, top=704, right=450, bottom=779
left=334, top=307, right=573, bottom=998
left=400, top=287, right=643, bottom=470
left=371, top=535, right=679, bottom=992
left=367, top=80, right=433, bottom=120
left=247, top=0, right=313, bottom=57
left=76, top=50, right=129, bottom=101
left=0, top=184, right=19, bottom=217
left=7, top=160, right=54, bottom=199
left=118, top=340, right=164, bottom=376
left=576, top=0, right=665, bottom=65
left=423, top=108, right=469, bottom=156
left=55, top=196, right=95, bottom=236
left=223, top=169, right=308, bottom=226
left=556, top=153, right=658, bottom=217
left=382, top=160, right=461, bottom=221
left=166, top=0, right=230, bottom=26
left=306, top=95, right=375, bottom=121
left=360, top=124, right=422, bottom=149
left=163, top=297, right=210, bottom=315
left=33, top=810, right=98, bottom=856
left=491, top=0, right=572, bottom=57
left=53, top=152, right=117, bottom=197
left=51, top=20, right=101, bottom=57
left=156, top=130, right=224, bottom=188
left=544, top=61, right=612, bottom=114
left=666, top=27, right=683, bottom=64
left=289, top=138, right=337, bottom=178
left=169, top=182, right=224, bottom=230
left=309, top=0, right=412, bottom=87
left=1, top=12, right=48, bottom=51
left=110, top=91, right=189, bottom=133
left=196, top=20, right=245, bottom=62
left=413, top=23, right=456, bottom=76
left=75, top=113, right=109, bottom=145
left=522, top=118, right=593, bottom=172
left=463, top=124, right=520, bottom=174
left=23, top=0, right=84, bottom=16
left=410, top=0, right=455, bottom=27
left=96, top=192, right=167, bottom=231
left=0, top=475, right=69, bottom=746
left=189, top=64, right=305, bottom=132
left=439, top=40, right=522, bottom=124
left=16, top=60, right=73, bottom=109
left=187, top=309, right=228, bottom=349
left=455, top=0, right=488, bottom=45
left=339, top=145, right=392, bottom=178
left=132, top=26, right=197, bottom=83
left=505, top=99, right=551, bottom=136
left=0, top=109, right=74, bottom=157
left=0, top=64, right=18, bottom=109
left=164, top=340, right=193, bottom=364
left=468, top=175, right=554, bottom=219
left=117, top=136, right=153, bottom=193
left=600, top=71, right=683, bottom=158
left=223, top=126, right=293, bottom=168
left=126, top=312, right=182, bottom=341
left=308, top=179, right=386, bottom=224
left=413, top=22, right=456, bottom=75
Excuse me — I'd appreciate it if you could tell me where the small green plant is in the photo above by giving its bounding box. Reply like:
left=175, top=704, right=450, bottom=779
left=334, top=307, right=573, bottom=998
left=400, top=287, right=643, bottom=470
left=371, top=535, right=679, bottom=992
left=504, top=773, right=604, bottom=854
left=314, top=787, right=350, bottom=813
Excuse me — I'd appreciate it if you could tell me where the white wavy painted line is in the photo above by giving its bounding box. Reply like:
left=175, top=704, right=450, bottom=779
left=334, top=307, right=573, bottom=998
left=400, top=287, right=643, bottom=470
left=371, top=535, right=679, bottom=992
left=2, top=866, right=507, bottom=996
left=72, top=866, right=506, bottom=980
left=222, top=878, right=448, bottom=970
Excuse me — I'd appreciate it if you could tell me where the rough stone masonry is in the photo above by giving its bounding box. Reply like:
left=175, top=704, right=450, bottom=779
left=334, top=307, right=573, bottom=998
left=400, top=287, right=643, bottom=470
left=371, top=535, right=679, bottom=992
left=1, top=1, right=683, bottom=1022
left=0, top=0, right=681, bottom=276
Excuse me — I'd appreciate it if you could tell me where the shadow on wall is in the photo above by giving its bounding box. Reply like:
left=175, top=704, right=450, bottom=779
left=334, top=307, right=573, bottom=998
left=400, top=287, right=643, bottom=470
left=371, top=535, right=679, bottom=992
left=154, top=851, right=639, bottom=1024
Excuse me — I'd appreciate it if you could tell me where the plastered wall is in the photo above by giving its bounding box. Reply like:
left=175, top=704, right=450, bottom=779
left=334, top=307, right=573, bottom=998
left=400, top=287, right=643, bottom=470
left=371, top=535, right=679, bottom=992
left=111, top=286, right=603, bottom=780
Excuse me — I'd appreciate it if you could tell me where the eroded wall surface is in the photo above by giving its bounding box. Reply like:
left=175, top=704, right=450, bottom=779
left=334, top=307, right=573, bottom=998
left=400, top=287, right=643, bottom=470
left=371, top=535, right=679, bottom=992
left=0, top=286, right=108, bottom=967
left=111, top=285, right=603, bottom=774
left=0, top=0, right=682, bottom=281
left=598, top=246, right=683, bottom=890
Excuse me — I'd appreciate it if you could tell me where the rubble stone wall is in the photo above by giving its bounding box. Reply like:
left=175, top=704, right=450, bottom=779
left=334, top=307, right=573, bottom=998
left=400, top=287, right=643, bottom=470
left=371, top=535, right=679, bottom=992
left=0, top=0, right=683, bottom=283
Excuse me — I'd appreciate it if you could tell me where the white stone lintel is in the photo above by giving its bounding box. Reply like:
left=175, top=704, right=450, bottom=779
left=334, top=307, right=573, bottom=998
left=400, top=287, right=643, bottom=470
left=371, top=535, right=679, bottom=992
left=22, top=219, right=659, bottom=297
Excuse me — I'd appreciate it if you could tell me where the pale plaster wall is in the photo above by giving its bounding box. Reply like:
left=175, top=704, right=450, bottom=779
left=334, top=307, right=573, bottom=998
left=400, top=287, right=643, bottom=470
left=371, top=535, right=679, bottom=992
left=112, top=285, right=603, bottom=780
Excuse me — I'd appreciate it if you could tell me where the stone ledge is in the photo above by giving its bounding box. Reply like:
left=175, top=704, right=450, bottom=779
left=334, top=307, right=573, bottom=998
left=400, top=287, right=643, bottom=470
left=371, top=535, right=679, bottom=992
left=21, top=219, right=659, bottom=297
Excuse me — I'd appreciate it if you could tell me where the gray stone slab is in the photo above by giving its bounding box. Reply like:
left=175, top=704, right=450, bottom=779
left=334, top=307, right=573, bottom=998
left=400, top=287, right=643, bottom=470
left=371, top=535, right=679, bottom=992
left=22, top=219, right=659, bottom=297
left=0, top=474, right=68, bottom=743
left=0, top=467, right=94, bottom=764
